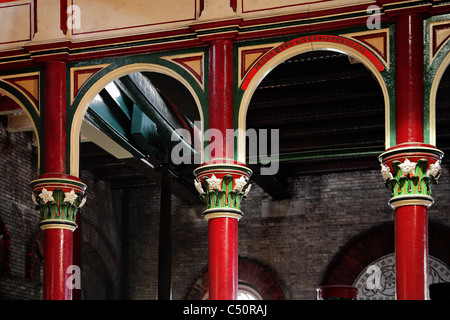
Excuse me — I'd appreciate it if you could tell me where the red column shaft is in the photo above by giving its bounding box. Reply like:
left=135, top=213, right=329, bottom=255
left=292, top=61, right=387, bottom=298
left=208, top=39, right=234, bottom=160
left=393, top=13, right=429, bottom=300
left=208, top=217, right=238, bottom=300
left=72, top=214, right=82, bottom=300
left=42, top=60, right=74, bottom=300
left=44, top=60, right=67, bottom=173
left=395, top=13, right=424, bottom=144
left=395, top=205, right=428, bottom=300
left=206, top=39, right=239, bottom=300
left=43, top=228, right=73, bottom=300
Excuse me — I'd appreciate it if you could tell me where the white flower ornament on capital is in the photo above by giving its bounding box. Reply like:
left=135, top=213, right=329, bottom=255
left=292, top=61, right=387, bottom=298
left=64, top=189, right=78, bottom=205
left=398, top=158, right=416, bottom=176
left=426, top=160, right=442, bottom=178
left=194, top=179, right=204, bottom=194
left=206, top=174, right=222, bottom=191
left=234, top=176, right=248, bottom=192
left=380, top=163, right=393, bottom=182
left=38, top=188, right=54, bottom=203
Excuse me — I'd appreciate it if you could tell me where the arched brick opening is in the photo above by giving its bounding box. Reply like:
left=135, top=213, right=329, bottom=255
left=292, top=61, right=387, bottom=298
left=321, top=220, right=450, bottom=286
left=81, top=216, right=121, bottom=299
left=184, top=257, right=285, bottom=300
left=27, top=229, right=43, bottom=282
left=0, top=217, right=11, bottom=275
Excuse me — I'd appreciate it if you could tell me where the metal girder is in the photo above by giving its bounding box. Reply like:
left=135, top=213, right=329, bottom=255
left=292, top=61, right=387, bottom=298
left=115, top=72, right=196, bottom=158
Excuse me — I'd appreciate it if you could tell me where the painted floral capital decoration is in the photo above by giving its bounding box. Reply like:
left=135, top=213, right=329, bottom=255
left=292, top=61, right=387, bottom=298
left=380, top=157, right=442, bottom=198
left=32, top=188, right=87, bottom=225
left=194, top=173, right=252, bottom=213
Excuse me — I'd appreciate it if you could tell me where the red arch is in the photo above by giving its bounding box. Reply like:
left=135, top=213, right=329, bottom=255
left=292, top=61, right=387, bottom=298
left=241, top=35, right=385, bottom=90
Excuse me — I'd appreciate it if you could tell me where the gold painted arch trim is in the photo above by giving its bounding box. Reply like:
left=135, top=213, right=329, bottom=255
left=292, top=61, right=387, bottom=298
left=70, top=63, right=205, bottom=177
left=0, top=83, right=41, bottom=171
left=428, top=51, right=450, bottom=146
left=0, top=72, right=41, bottom=115
left=237, top=37, right=391, bottom=163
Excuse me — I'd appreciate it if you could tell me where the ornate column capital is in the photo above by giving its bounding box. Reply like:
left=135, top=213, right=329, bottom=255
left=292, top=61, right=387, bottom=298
left=378, top=142, right=444, bottom=209
left=193, top=161, right=252, bottom=220
left=30, top=173, right=87, bottom=231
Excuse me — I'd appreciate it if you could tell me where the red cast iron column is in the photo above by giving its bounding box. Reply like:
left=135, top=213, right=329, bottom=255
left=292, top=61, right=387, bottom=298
left=379, top=13, right=444, bottom=300
left=30, top=61, right=86, bottom=300
left=395, top=13, right=427, bottom=300
left=194, top=40, right=252, bottom=300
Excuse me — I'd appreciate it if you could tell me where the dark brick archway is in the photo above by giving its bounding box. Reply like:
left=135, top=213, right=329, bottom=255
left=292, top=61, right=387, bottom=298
left=184, top=257, right=285, bottom=300
left=321, top=221, right=450, bottom=286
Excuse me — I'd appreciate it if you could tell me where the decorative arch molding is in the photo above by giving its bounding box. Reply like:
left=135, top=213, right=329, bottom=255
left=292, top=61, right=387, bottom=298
left=235, top=33, right=394, bottom=163
left=81, top=215, right=121, bottom=296
left=27, top=228, right=43, bottom=282
left=320, top=220, right=450, bottom=286
left=425, top=16, right=450, bottom=146
left=68, top=54, right=207, bottom=177
left=184, top=257, right=286, bottom=300
left=0, top=78, right=42, bottom=170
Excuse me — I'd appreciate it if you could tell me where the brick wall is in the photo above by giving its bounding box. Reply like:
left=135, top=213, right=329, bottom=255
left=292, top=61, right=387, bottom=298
left=0, top=117, right=42, bottom=299
left=0, top=118, right=124, bottom=300
left=127, top=166, right=450, bottom=300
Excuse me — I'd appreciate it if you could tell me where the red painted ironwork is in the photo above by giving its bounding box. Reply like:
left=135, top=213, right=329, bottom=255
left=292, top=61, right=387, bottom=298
left=43, top=60, right=66, bottom=174
left=392, top=13, right=429, bottom=300
left=43, top=228, right=73, bottom=300
left=208, top=217, right=238, bottom=300
left=208, top=39, right=234, bottom=160
left=395, top=14, right=424, bottom=144
left=203, top=39, right=240, bottom=300
left=395, top=205, right=429, bottom=300
left=40, top=60, right=78, bottom=300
